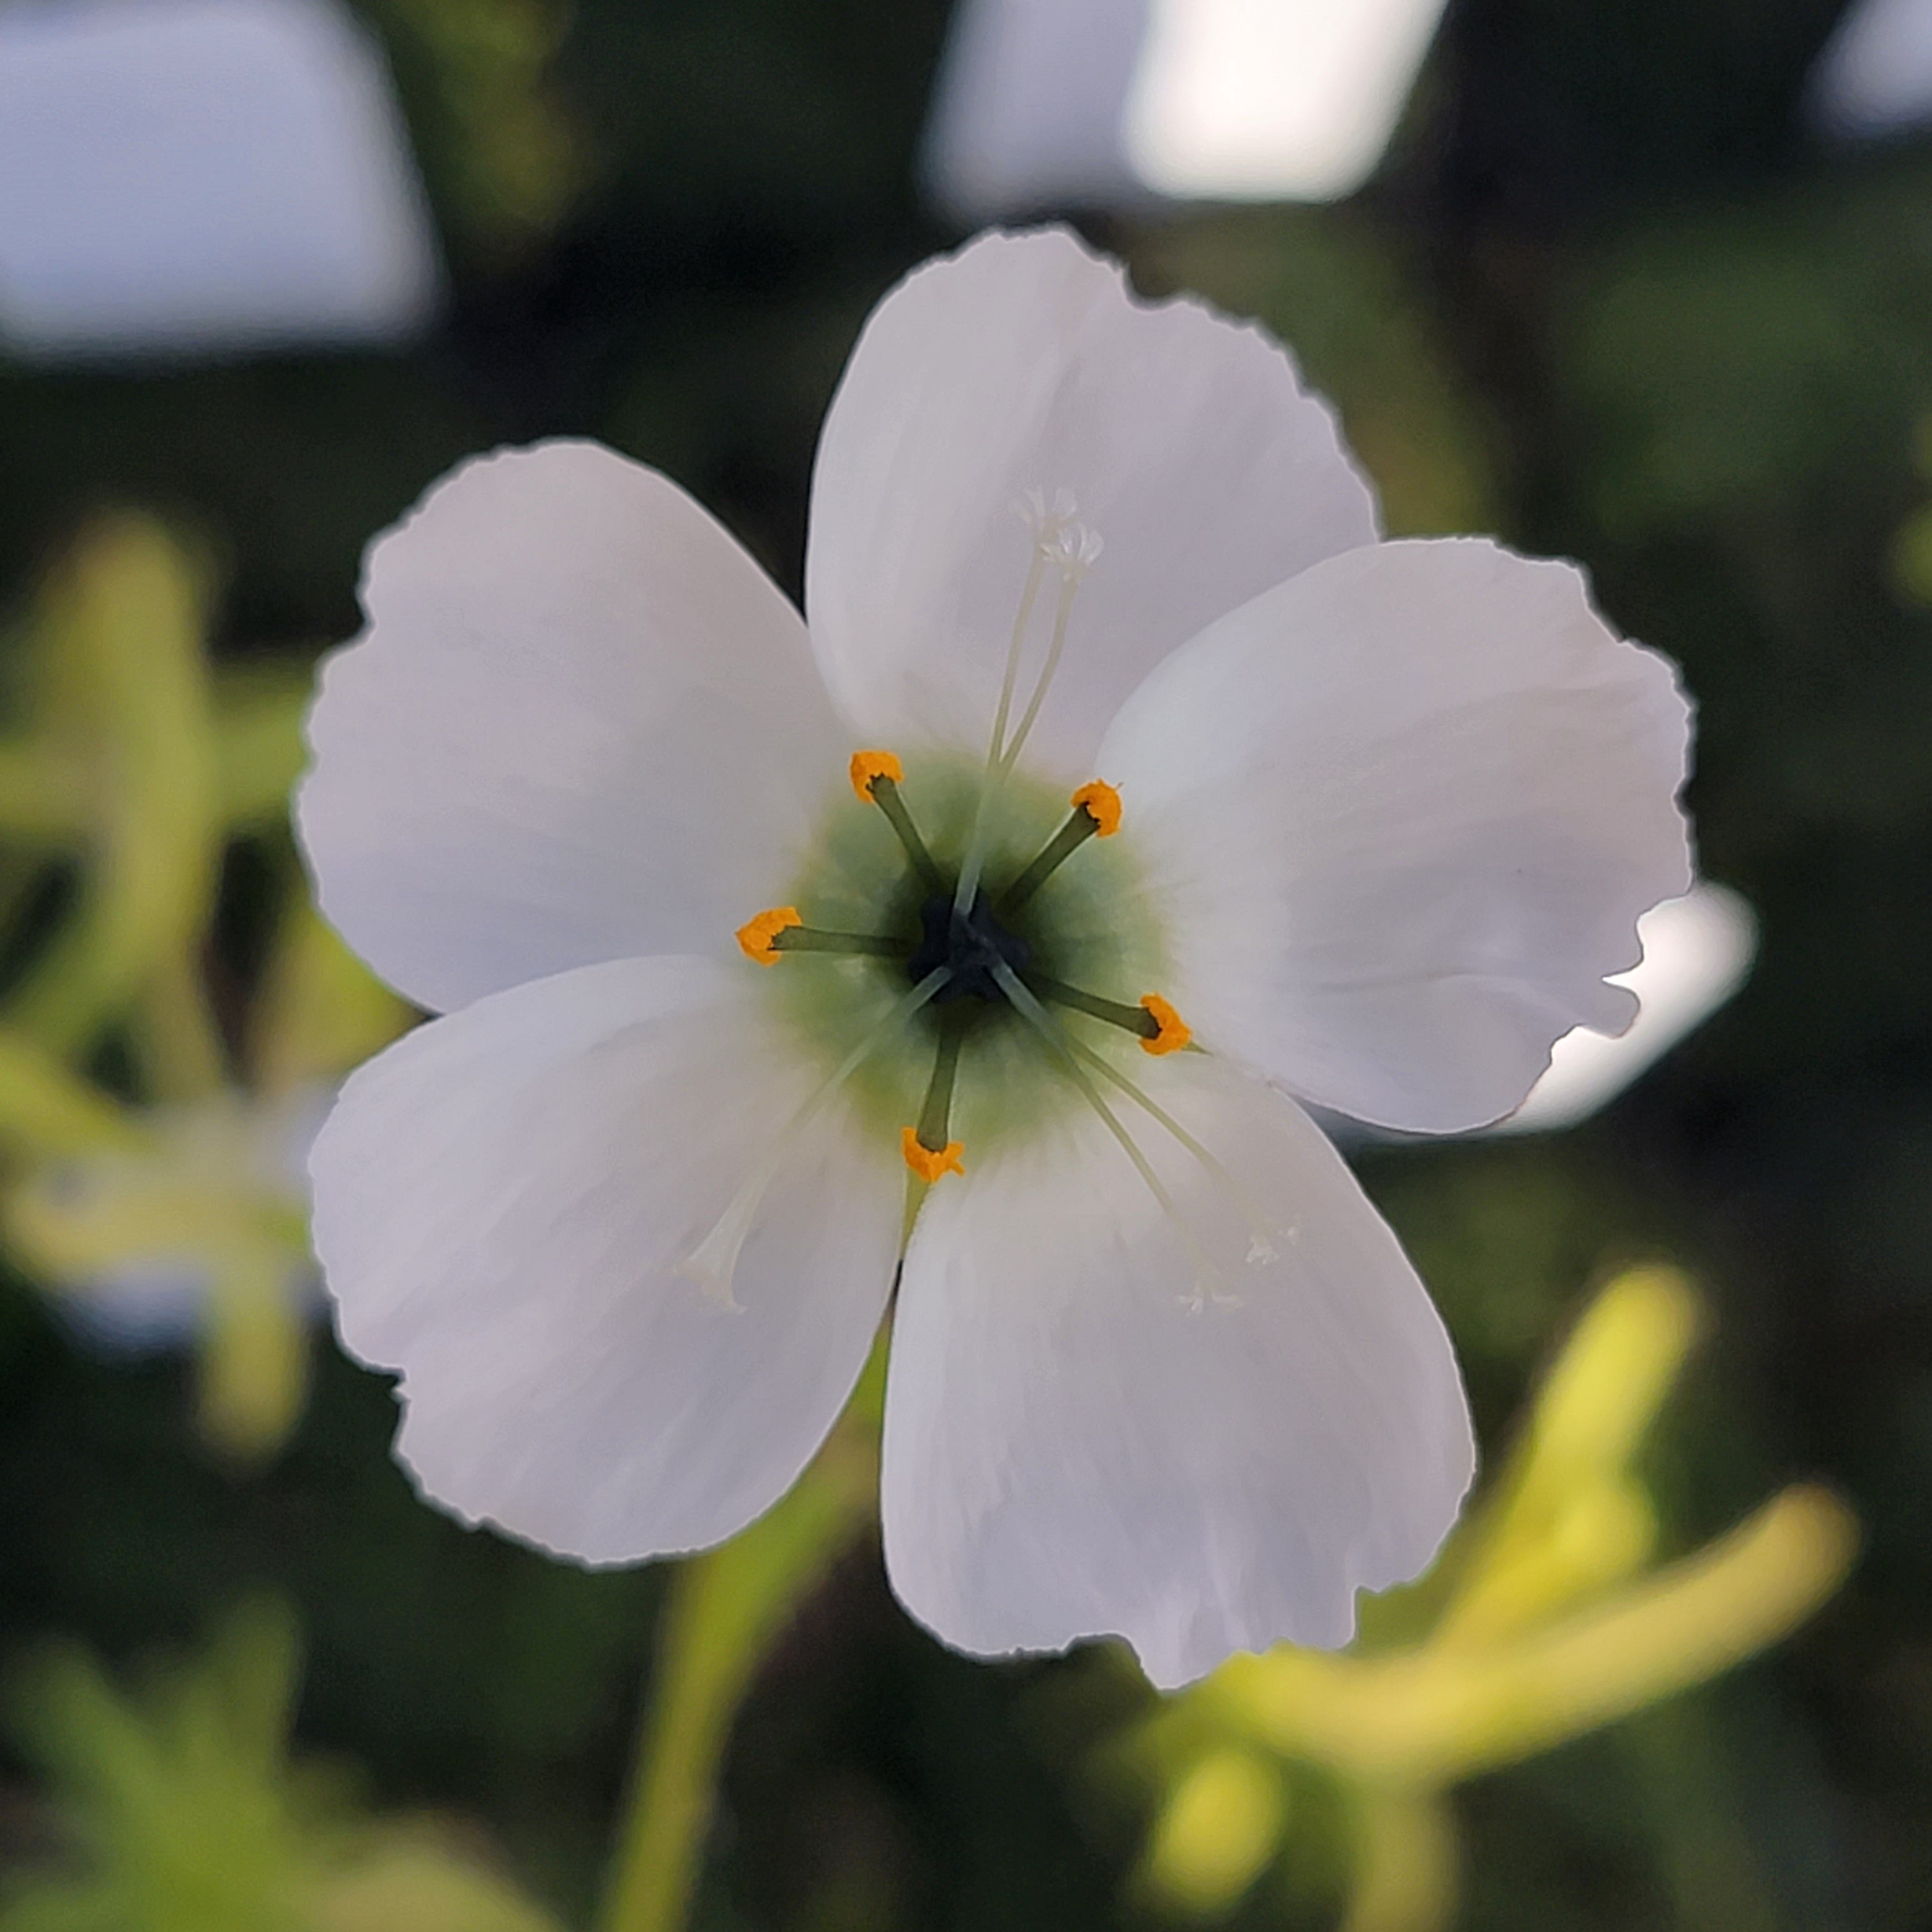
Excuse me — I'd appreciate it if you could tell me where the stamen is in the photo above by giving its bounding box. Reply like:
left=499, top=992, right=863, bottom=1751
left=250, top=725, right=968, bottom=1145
left=739, top=909, right=913, bottom=965
left=954, top=543, right=1048, bottom=916
left=771, top=926, right=912, bottom=959
left=998, top=783, right=1119, bottom=914
left=848, top=748, right=905, bottom=798
left=903, top=1005, right=969, bottom=1182
left=677, top=966, right=952, bottom=1306
left=902, top=1127, right=965, bottom=1183
left=990, top=960, right=1231, bottom=1305
left=1024, top=972, right=1161, bottom=1040
left=735, top=906, right=801, bottom=965
left=1020, top=974, right=1191, bottom=1055
left=913, top=1007, right=967, bottom=1147
left=1138, top=994, right=1192, bottom=1056
left=1069, top=779, right=1122, bottom=836
left=851, top=754, right=944, bottom=894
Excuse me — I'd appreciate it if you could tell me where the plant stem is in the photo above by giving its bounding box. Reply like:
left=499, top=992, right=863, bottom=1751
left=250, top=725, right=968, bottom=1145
left=595, top=1419, right=876, bottom=1932
left=1341, top=1783, right=1458, bottom=1932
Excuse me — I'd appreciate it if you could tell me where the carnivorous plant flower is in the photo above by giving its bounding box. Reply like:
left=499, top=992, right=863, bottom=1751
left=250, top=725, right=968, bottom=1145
left=297, top=229, right=1692, bottom=1687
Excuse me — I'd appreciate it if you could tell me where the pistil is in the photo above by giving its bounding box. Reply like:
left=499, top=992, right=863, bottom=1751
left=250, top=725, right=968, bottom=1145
left=990, top=959, right=1229, bottom=1304
left=678, top=965, right=953, bottom=1304
left=954, top=566, right=1044, bottom=918
left=954, top=493, right=1100, bottom=920
left=1061, top=1030, right=1284, bottom=1265
left=998, top=550, right=1095, bottom=776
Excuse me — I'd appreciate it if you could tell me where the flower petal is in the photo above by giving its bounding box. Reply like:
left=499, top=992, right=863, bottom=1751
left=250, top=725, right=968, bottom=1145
left=1099, top=539, right=1694, bottom=1134
left=805, top=228, right=1377, bottom=776
left=298, top=442, right=848, bottom=1014
left=881, top=1052, right=1473, bottom=1689
left=309, top=954, right=900, bottom=1562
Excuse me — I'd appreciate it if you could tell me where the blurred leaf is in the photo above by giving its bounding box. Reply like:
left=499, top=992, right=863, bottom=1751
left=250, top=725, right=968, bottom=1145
left=199, top=1254, right=311, bottom=1466
left=252, top=901, right=413, bottom=1096
left=365, top=0, right=582, bottom=252
left=1132, top=1746, right=1286, bottom=1918
left=1128, top=209, right=1504, bottom=539
left=1, top=1605, right=564, bottom=1932
left=5, top=517, right=225, bottom=1093
left=1206, top=1484, right=1858, bottom=1785
left=1889, top=504, right=1932, bottom=607
left=2, top=1088, right=318, bottom=1461
left=0, top=1029, right=148, bottom=1162
left=0, top=743, right=88, bottom=843
left=598, top=1403, right=880, bottom=1932
left=1337, top=1785, right=1457, bottom=1932
left=214, top=668, right=318, bottom=832
left=1559, top=158, right=1932, bottom=537
left=1433, top=1266, right=1701, bottom=1647
left=312, top=1831, right=568, bottom=1932
left=1115, top=1271, right=1860, bottom=1928
left=1, top=1601, right=322, bottom=1932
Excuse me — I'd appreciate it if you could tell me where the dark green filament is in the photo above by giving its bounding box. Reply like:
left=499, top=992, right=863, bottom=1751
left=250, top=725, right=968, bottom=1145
left=772, top=925, right=912, bottom=958
left=867, top=777, right=945, bottom=894
left=1025, top=972, right=1160, bottom=1040
left=914, top=1005, right=969, bottom=1151
left=997, top=807, right=1101, bottom=914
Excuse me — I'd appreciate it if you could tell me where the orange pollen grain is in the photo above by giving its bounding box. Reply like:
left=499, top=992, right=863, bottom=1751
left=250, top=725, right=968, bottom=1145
left=1071, top=779, right=1122, bottom=836
left=850, top=748, right=905, bottom=799
left=1138, top=994, right=1191, bottom=1055
left=901, top=1126, right=965, bottom=1182
left=735, top=905, right=801, bottom=965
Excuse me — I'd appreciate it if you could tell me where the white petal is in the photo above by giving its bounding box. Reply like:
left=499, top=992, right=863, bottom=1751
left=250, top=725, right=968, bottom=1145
left=1100, top=539, right=1693, bottom=1134
left=881, top=1052, right=1473, bottom=1689
left=805, top=228, right=1377, bottom=776
left=309, top=954, right=899, bottom=1562
left=298, top=442, right=848, bottom=1014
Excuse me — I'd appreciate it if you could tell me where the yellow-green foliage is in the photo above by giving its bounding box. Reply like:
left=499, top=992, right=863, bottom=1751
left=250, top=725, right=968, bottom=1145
left=1116, top=1269, right=1858, bottom=1929
left=0, top=519, right=407, bottom=1461
left=0, top=1605, right=565, bottom=1932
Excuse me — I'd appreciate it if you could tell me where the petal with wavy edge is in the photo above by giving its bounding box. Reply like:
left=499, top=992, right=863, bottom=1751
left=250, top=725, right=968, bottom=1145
left=881, top=1052, right=1473, bottom=1688
left=1099, top=539, right=1693, bottom=1134
left=299, top=442, right=848, bottom=1014
left=806, top=228, right=1377, bottom=777
left=309, top=954, right=899, bottom=1563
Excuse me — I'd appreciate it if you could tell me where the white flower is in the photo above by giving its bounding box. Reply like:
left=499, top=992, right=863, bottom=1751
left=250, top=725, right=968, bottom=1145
left=296, top=228, right=1692, bottom=1689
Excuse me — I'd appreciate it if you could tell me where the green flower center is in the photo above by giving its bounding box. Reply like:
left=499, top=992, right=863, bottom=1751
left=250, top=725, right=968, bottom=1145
left=756, top=750, right=1180, bottom=1173
left=673, top=496, right=1280, bottom=1307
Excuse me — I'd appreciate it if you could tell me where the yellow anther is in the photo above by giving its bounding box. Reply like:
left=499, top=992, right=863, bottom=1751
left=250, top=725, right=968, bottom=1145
left=735, top=906, right=801, bottom=965
left=1139, top=994, right=1191, bottom=1056
left=850, top=749, right=905, bottom=799
left=901, top=1126, right=965, bottom=1182
left=1071, top=779, right=1122, bottom=837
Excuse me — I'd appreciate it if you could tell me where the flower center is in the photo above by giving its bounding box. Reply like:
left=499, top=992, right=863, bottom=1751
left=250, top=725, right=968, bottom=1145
left=712, top=751, right=1198, bottom=1290
left=739, top=493, right=1193, bottom=1166
left=907, top=890, right=1032, bottom=1002
left=687, top=492, right=1285, bottom=1304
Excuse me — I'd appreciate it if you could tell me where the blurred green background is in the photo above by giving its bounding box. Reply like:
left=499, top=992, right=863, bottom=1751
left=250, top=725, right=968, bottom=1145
left=0, top=0, right=1926, bottom=1927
